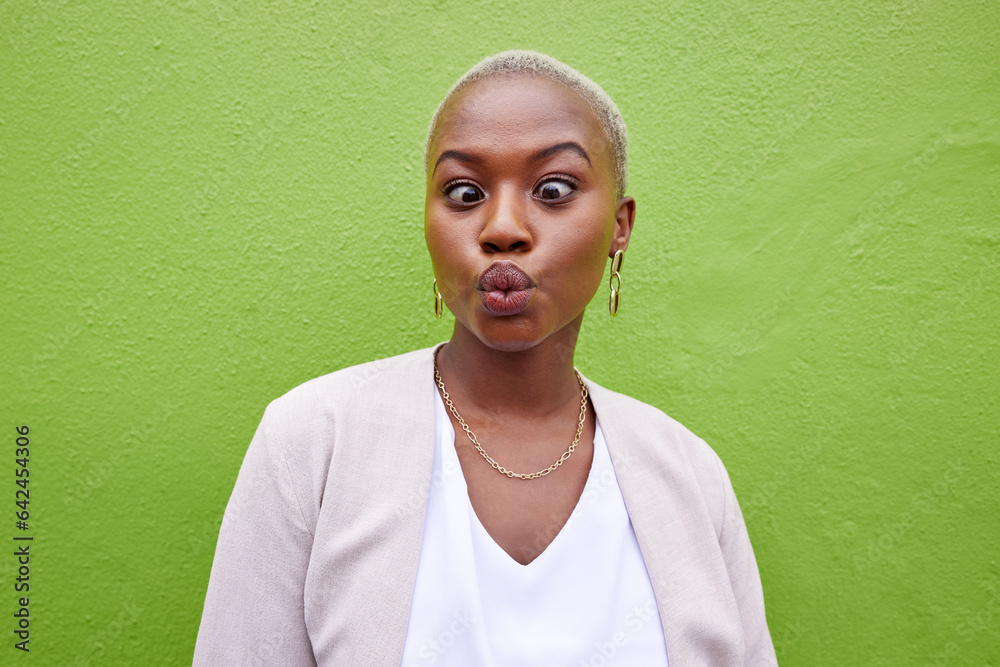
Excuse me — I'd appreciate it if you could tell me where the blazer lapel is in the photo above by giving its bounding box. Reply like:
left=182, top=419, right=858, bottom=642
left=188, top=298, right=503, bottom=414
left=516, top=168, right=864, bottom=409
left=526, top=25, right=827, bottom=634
left=585, top=377, right=744, bottom=666
left=305, top=345, right=441, bottom=666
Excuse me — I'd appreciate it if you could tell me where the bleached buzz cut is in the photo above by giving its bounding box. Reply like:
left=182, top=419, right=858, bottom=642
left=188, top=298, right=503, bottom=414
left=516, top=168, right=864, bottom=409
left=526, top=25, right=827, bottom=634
left=425, top=50, right=629, bottom=198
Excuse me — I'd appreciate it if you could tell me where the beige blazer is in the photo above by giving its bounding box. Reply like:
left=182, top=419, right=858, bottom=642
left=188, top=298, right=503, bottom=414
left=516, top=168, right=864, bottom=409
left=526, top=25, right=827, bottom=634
left=194, top=345, right=777, bottom=666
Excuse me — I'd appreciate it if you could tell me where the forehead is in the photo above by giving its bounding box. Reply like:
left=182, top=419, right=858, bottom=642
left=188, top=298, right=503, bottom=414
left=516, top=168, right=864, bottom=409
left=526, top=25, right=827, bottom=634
left=430, top=74, right=611, bottom=165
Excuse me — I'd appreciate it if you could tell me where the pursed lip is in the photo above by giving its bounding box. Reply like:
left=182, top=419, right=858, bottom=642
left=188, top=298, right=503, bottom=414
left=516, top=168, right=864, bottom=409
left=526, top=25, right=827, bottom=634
left=477, top=261, right=536, bottom=316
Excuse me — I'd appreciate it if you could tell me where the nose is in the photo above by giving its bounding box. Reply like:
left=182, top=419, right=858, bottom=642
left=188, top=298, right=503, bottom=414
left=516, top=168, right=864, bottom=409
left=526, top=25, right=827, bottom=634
left=478, top=184, right=533, bottom=253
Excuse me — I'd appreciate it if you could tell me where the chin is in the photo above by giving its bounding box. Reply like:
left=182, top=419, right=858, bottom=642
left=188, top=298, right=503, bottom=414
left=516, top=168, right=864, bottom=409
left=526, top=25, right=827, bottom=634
left=471, top=314, right=547, bottom=353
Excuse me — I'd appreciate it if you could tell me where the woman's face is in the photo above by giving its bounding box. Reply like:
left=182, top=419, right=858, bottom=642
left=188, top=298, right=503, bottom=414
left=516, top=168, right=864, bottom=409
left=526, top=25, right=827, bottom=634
left=425, top=74, right=635, bottom=352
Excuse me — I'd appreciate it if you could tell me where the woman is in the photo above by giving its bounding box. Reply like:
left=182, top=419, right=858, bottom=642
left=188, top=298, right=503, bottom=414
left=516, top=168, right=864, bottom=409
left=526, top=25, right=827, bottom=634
left=195, top=51, right=776, bottom=666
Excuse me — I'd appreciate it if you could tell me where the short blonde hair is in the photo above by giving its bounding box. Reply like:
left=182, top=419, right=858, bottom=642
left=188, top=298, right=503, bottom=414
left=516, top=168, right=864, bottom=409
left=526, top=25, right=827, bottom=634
left=425, top=50, right=629, bottom=198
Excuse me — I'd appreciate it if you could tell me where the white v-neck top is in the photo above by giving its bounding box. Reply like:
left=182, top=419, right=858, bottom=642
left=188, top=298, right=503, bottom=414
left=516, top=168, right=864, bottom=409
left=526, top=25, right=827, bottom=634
left=399, top=383, right=670, bottom=667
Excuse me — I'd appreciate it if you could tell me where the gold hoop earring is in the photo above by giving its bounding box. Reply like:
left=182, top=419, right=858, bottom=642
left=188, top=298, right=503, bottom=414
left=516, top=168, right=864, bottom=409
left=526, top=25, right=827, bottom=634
left=609, top=249, right=624, bottom=317
left=433, top=279, right=443, bottom=319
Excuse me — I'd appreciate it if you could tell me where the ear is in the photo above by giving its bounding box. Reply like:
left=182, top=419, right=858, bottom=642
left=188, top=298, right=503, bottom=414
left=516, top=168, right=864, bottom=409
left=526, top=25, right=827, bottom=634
left=609, top=196, right=636, bottom=257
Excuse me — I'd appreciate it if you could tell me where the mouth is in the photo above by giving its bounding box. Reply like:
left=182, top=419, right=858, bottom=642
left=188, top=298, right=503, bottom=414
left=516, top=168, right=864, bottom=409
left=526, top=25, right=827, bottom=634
left=477, top=261, right=537, bottom=316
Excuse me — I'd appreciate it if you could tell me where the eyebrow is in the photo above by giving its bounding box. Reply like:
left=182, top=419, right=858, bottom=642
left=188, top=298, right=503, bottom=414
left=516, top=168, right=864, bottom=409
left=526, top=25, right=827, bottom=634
left=432, top=141, right=592, bottom=175
left=433, top=149, right=480, bottom=175
left=532, top=142, right=592, bottom=166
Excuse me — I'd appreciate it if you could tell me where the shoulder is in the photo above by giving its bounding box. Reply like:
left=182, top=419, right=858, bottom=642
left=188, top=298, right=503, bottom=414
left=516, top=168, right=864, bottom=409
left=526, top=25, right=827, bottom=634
left=585, top=378, right=732, bottom=535
left=240, top=344, right=439, bottom=529
left=264, top=345, right=438, bottom=429
left=273, top=345, right=436, bottom=406
left=586, top=378, right=725, bottom=471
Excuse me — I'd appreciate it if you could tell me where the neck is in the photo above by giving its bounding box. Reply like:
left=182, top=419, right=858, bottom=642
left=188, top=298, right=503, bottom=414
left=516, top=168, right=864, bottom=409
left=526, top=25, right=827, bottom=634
left=435, top=318, right=585, bottom=420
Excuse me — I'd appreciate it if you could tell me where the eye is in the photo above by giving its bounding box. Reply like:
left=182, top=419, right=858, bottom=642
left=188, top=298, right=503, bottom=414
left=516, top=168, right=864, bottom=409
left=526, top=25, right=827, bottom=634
left=444, top=182, right=484, bottom=204
left=534, top=178, right=575, bottom=201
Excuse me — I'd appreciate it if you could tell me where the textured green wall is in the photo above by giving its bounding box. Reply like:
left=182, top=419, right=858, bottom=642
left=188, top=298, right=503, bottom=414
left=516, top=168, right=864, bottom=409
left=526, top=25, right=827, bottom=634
left=2, top=1, right=998, bottom=664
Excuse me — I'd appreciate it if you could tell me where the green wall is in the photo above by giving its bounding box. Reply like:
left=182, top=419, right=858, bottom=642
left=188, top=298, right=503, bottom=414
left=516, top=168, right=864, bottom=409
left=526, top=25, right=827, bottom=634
left=2, top=1, right=998, bottom=664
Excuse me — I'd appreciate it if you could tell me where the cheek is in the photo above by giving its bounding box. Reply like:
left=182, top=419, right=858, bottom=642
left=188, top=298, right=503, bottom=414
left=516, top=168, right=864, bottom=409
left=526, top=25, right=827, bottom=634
left=578, top=212, right=617, bottom=289
left=574, top=209, right=616, bottom=265
left=427, top=222, right=466, bottom=262
left=543, top=215, right=613, bottom=304
left=580, top=242, right=611, bottom=298
left=424, top=204, right=452, bottom=265
left=425, top=220, right=472, bottom=301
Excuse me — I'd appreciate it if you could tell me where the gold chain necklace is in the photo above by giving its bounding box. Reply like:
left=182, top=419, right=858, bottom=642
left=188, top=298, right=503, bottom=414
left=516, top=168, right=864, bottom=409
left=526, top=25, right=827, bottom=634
left=433, top=357, right=589, bottom=480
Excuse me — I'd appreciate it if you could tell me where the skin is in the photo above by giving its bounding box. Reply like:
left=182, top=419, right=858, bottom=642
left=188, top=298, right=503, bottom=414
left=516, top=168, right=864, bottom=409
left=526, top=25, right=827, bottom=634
left=425, top=73, right=636, bottom=565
